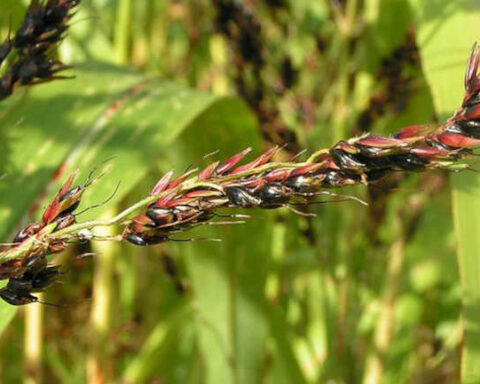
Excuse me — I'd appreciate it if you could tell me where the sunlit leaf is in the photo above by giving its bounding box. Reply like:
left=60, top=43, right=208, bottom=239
left=409, top=1, right=480, bottom=382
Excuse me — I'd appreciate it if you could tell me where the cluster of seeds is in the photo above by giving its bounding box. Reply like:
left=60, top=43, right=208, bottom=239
left=0, top=251, right=61, bottom=305
left=122, top=146, right=330, bottom=246
left=0, top=0, right=79, bottom=100
left=0, top=168, right=101, bottom=305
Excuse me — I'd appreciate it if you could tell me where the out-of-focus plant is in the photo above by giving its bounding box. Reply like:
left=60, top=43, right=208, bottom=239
left=0, top=0, right=79, bottom=101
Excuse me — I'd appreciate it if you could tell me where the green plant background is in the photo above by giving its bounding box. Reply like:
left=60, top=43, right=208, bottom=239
left=0, top=0, right=479, bottom=383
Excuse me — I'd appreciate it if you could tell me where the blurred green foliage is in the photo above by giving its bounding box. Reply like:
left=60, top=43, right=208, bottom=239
left=0, top=0, right=479, bottom=383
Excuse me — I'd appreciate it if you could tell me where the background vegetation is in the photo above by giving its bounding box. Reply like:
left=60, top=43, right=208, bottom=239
left=1, top=0, right=480, bottom=383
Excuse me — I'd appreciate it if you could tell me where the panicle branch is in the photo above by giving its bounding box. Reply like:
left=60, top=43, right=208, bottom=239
left=1, top=43, right=480, bottom=305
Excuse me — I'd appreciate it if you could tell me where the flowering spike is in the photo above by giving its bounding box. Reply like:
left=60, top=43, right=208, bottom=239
left=151, top=170, right=174, bottom=195
left=231, top=177, right=265, bottom=189
left=199, top=162, right=220, bottom=181
left=131, top=215, right=156, bottom=227
left=394, top=125, right=428, bottom=139
left=231, top=146, right=279, bottom=175
left=41, top=170, right=79, bottom=225
left=167, top=169, right=198, bottom=190
left=40, top=161, right=111, bottom=228
left=59, top=171, right=78, bottom=196
left=437, top=132, right=480, bottom=148
left=215, top=148, right=252, bottom=175
left=289, top=164, right=323, bottom=177
left=165, top=197, right=195, bottom=208
left=466, top=42, right=479, bottom=91
left=334, top=141, right=359, bottom=154
left=153, top=192, right=176, bottom=208
left=264, top=168, right=292, bottom=183
left=183, top=189, right=223, bottom=199
left=356, top=135, right=405, bottom=148
left=410, top=146, right=451, bottom=159
left=464, top=103, right=480, bottom=120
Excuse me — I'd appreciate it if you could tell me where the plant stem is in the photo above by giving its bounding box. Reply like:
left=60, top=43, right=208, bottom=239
left=114, top=0, right=133, bottom=65
left=24, top=297, right=44, bottom=384
left=87, top=211, right=117, bottom=384
left=452, top=175, right=480, bottom=384
left=362, top=239, right=404, bottom=384
left=362, top=182, right=436, bottom=383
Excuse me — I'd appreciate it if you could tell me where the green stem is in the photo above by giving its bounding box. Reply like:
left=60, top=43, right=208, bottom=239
left=362, top=239, right=404, bottom=384
left=114, top=0, right=133, bottom=65
left=87, top=213, right=117, bottom=384
left=24, top=298, right=44, bottom=384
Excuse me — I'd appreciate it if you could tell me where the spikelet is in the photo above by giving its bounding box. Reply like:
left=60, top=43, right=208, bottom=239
left=0, top=166, right=103, bottom=305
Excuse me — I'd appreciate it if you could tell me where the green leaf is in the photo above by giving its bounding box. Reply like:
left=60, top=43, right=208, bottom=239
left=0, top=0, right=26, bottom=29
left=266, top=302, right=309, bottom=384
left=61, top=3, right=116, bottom=64
left=0, top=62, right=257, bottom=334
left=123, top=303, right=193, bottom=383
left=408, top=2, right=480, bottom=382
left=0, top=301, right=18, bottom=333
left=182, top=216, right=276, bottom=384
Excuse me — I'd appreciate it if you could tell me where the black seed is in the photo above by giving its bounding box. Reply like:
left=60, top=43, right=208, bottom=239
left=255, top=183, right=291, bottom=208
left=465, top=92, right=480, bottom=108
left=458, top=120, right=480, bottom=139
left=355, top=154, right=395, bottom=170
left=330, top=149, right=366, bottom=171
left=224, top=186, right=261, bottom=208
left=390, top=154, right=428, bottom=170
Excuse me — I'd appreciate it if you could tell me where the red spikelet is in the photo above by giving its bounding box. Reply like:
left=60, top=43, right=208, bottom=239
left=151, top=171, right=174, bottom=195
left=41, top=171, right=78, bottom=225
left=215, top=148, right=252, bottom=175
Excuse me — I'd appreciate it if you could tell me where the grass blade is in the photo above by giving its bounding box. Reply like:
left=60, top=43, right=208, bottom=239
left=408, top=1, right=480, bottom=382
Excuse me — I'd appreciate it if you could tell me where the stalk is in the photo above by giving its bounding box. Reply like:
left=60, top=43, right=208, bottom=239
left=86, top=212, right=117, bottom=384
left=362, top=178, right=439, bottom=383
left=362, top=239, right=404, bottom=384
left=23, top=297, right=44, bottom=384
left=113, top=0, right=133, bottom=65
